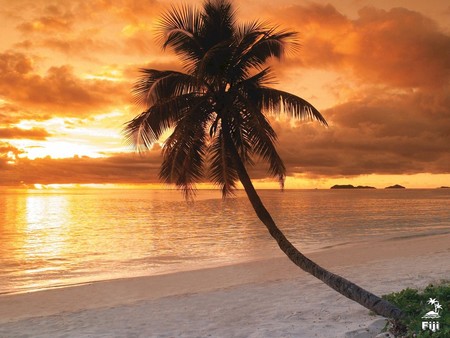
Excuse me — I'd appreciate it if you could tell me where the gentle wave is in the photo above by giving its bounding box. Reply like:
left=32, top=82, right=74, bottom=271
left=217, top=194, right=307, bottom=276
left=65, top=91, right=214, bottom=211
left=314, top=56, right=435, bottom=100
left=1, top=188, right=449, bottom=294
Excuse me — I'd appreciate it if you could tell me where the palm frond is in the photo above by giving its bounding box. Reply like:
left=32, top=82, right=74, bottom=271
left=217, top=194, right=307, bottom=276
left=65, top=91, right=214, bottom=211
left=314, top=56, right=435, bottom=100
left=195, top=39, right=233, bottom=82
left=123, top=94, right=204, bottom=150
left=201, top=0, right=236, bottom=48
left=229, top=21, right=267, bottom=80
left=158, top=3, right=204, bottom=69
left=235, top=67, right=276, bottom=90
left=249, top=87, right=328, bottom=125
left=160, top=108, right=210, bottom=199
left=236, top=20, right=265, bottom=37
left=227, top=108, right=254, bottom=166
left=188, top=0, right=237, bottom=84
left=208, top=130, right=239, bottom=197
left=133, top=69, right=200, bottom=108
left=233, top=91, right=286, bottom=186
left=243, top=111, right=286, bottom=186
left=235, top=27, right=298, bottom=75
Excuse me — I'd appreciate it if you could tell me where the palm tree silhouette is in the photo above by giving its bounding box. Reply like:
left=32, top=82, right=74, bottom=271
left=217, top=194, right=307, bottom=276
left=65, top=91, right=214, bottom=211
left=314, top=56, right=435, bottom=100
left=124, top=0, right=403, bottom=319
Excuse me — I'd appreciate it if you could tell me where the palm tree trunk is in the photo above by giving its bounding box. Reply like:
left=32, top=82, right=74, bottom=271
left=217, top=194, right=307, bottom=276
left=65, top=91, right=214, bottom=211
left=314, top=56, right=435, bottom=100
left=224, top=134, right=404, bottom=319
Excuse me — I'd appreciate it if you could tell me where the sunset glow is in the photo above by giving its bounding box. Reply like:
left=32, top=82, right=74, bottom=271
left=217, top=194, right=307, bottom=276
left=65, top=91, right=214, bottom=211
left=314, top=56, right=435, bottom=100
left=1, top=0, right=449, bottom=189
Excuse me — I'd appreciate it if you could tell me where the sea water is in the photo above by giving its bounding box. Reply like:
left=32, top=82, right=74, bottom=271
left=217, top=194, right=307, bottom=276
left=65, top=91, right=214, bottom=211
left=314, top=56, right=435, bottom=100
left=0, top=188, right=449, bottom=294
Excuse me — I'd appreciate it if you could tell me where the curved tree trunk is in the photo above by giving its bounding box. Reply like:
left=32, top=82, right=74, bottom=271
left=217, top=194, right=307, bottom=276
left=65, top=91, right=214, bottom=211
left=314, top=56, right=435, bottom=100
left=224, top=134, right=404, bottom=319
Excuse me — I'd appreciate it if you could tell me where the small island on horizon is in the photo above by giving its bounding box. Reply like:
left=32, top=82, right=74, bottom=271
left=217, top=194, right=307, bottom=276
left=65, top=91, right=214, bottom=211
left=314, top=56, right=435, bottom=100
left=385, top=184, right=406, bottom=189
left=330, top=184, right=376, bottom=189
left=330, top=184, right=409, bottom=189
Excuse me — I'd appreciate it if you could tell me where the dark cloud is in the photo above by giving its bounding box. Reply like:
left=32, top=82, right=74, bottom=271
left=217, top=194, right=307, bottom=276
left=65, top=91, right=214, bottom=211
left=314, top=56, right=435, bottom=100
left=1, top=1, right=448, bottom=187
left=0, top=151, right=162, bottom=186
left=272, top=87, right=450, bottom=178
left=244, top=3, right=450, bottom=181
left=270, top=4, right=450, bottom=89
left=1, top=87, right=449, bottom=187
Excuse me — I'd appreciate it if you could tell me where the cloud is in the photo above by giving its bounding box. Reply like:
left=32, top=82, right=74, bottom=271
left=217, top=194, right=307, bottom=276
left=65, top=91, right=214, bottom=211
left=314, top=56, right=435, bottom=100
left=243, top=3, right=450, bottom=181
left=16, top=5, right=74, bottom=33
left=1, top=1, right=448, bottom=187
left=0, top=141, right=23, bottom=172
left=15, top=28, right=159, bottom=60
left=11, top=0, right=161, bottom=32
left=0, top=102, right=54, bottom=124
left=0, top=51, right=130, bottom=117
left=2, top=87, right=449, bottom=188
left=0, top=127, right=50, bottom=140
left=271, top=87, right=450, bottom=178
left=99, top=0, right=162, bottom=23
left=0, top=151, right=163, bottom=186
left=72, top=0, right=162, bottom=23
left=10, top=0, right=163, bottom=58
left=0, top=141, right=23, bottom=156
left=269, top=4, right=450, bottom=89
left=39, top=33, right=116, bottom=57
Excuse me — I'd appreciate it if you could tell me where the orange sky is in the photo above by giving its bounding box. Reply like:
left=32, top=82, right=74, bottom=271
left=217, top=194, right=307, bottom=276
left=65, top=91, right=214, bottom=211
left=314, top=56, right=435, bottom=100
left=1, top=0, right=449, bottom=189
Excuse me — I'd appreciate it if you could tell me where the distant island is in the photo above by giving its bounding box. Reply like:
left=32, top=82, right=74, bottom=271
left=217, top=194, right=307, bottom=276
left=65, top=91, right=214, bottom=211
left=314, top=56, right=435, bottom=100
left=330, top=184, right=409, bottom=189
left=439, top=186, right=449, bottom=189
left=330, top=184, right=376, bottom=189
left=385, top=184, right=406, bottom=189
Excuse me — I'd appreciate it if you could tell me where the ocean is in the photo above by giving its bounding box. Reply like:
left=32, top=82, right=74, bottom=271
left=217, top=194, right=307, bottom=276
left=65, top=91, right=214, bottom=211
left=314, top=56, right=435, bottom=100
left=0, top=188, right=449, bottom=295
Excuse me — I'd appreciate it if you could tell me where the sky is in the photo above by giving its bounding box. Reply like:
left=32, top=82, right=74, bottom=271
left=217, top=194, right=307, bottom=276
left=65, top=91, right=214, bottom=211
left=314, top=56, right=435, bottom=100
left=0, top=0, right=449, bottom=189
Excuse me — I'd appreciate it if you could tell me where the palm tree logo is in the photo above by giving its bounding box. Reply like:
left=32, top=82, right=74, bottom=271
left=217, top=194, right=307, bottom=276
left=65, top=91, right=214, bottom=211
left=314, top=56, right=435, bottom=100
left=422, top=298, right=442, bottom=319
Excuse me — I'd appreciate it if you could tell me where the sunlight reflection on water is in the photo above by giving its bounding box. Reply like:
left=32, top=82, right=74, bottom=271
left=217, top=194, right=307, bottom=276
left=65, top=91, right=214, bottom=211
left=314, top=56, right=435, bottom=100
left=0, top=188, right=449, bottom=294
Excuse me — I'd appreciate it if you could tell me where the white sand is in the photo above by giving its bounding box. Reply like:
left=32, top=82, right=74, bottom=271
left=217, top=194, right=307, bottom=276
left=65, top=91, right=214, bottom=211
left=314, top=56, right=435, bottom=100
left=0, top=233, right=449, bottom=337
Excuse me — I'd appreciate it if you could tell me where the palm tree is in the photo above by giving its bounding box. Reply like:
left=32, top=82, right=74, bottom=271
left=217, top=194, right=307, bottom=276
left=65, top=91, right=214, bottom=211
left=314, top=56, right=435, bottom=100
left=124, top=0, right=404, bottom=319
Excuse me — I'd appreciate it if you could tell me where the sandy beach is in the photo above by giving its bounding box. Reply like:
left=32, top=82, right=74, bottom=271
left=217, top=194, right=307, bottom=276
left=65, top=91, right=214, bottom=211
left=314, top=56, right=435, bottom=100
left=0, top=232, right=448, bottom=337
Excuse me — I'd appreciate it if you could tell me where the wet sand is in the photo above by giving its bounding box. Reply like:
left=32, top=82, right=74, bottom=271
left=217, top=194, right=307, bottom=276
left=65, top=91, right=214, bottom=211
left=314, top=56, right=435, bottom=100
left=0, top=233, right=448, bottom=337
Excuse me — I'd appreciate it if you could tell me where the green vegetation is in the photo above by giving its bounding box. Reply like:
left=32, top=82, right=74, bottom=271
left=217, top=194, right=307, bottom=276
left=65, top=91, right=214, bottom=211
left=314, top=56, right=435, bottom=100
left=382, top=282, right=450, bottom=337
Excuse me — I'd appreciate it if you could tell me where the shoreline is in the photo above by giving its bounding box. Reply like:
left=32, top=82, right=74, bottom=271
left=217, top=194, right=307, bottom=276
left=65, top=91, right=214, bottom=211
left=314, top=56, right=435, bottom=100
left=3, top=228, right=448, bottom=297
left=0, top=232, right=449, bottom=337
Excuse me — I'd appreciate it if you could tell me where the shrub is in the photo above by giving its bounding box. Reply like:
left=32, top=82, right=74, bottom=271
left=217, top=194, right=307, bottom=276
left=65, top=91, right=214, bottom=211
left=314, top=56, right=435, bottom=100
left=382, top=282, right=450, bottom=337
